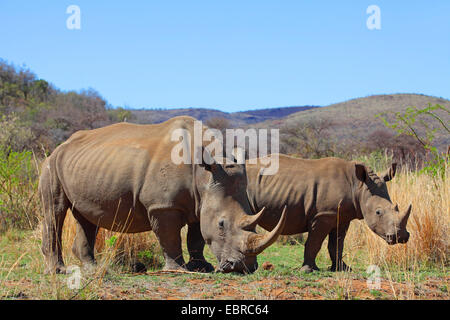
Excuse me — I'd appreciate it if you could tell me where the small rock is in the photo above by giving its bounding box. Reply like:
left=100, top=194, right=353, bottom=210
left=13, top=291, right=28, bottom=299
left=262, top=262, right=274, bottom=271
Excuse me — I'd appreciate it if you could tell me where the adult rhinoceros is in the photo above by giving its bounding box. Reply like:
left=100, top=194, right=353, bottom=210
left=39, top=116, right=286, bottom=274
left=245, top=154, right=412, bottom=272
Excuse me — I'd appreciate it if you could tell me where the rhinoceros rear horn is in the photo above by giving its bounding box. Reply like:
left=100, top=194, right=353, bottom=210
left=400, top=204, right=412, bottom=229
left=244, top=205, right=287, bottom=255
left=382, top=163, right=398, bottom=182
left=239, top=207, right=266, bottom=230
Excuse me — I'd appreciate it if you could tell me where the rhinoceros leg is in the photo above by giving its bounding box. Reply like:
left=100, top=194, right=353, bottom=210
left=185, top=223, right=214, bottom=273
left=300, top=213, right=334, bottom=273
left=327, top=223, right=352, bottom=272
left=40, top=165, right=69, bottom=275
left=71, top=209, right=98, bottom=271
left=151, top=211, right=186, bottom=270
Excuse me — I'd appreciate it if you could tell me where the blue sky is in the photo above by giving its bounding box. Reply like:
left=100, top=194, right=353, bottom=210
left=0, top=1, right=449, bottom=112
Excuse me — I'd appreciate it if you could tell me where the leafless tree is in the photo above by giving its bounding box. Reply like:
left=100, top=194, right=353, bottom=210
left=367, top=129, right=426, bottom=166
left=205, top=117, right=231, bottom=134
left=281, top=118, right=336, bottom=158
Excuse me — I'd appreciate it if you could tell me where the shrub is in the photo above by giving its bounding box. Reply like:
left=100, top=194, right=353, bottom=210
left=0, top=114, right=35, bottom=154
left=107, top=107, right=132, bottom=123
left=352, top=150, right=393, bottom=173
left=0, top=148, right=40, bottom=231
left=378, top=104, right=449, bottom=178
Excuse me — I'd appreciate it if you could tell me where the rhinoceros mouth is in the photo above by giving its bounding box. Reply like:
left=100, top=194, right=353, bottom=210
left=384, top=234, right=397, bottom=245
left=383, top=232, right=410, bottom=245
left=217, top=259, right=258, bottom=274
left=218, top=259, right=233, bottom=272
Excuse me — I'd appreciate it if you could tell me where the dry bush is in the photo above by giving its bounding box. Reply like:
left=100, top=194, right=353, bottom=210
left=281, top=118, right=336, bottom=158
left=278, top=234, right=305, bottom=245
left=205, top=117, right=231, bottom=133
left=0, top=114, right=35, bottom=154
left=366, top=130, right=427, bottom=167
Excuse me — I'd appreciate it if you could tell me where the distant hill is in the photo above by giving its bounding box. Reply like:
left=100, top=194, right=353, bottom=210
left=129, top=106, right=318, bottom=126
left=129, top=94, right=449, bottom=152
left=253, top=94, right=450, bottom=151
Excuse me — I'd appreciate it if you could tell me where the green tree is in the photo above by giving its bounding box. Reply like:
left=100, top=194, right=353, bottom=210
left=377, top=104, right=449, bottom=177
left=108, top=107, right=132, bottom=122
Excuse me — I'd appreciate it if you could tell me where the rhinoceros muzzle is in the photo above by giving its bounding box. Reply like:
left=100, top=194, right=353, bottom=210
left=384, top=204, right=412, bottom=245
left=385, top=231, right=410, bottom=245
left=218, top=259, right=258, bottom=274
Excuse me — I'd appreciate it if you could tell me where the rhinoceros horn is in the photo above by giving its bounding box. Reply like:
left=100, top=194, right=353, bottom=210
left=399, top=204, right=412, bottom=229
left=244, top=205, right=287, bottom=255
left=239, top=207, right=266, bottom=230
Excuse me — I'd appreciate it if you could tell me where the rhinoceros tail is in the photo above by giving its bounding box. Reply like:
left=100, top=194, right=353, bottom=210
left=38, top=155, right=70, bottom=274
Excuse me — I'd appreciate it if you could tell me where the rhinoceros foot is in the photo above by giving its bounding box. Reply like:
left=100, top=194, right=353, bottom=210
left=329, top=262, right=352, bottom=272
left=44, top=263, right=67, bottom=275
left=185, top=259, right=215, bottom=273
left=299, top=264, right=319, bottom=273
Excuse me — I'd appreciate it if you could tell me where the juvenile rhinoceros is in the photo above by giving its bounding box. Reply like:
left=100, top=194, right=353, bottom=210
left=39, top=117, right=286, bottom=274
left=245, top=154, right=412, bottom=272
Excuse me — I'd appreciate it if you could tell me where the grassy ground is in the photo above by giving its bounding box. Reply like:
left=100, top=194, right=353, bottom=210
left=0, top=226, right=448, bottom=300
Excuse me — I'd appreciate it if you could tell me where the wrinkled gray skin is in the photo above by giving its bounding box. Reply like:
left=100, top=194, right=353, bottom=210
left=39, top=117, right=286, bottom=275
left=246, top=154, right=412, bottom=273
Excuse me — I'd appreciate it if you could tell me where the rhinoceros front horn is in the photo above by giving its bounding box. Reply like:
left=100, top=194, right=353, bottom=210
left=239, top=207, right=266, bottom=230
left=244, top=205, right=287, bottom=255
left=400, top=204, right=412, bottom=229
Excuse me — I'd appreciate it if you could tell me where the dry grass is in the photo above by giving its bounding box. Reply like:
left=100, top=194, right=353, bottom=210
left=60, top=211, right=163, bottom=272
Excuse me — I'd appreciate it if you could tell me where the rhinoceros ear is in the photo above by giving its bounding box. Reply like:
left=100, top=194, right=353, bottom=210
left=355, top=163, right=367, bottom=182
left=231, top=147, right=246, bottom=164
left=381, top=163, right=397, bottom=182
left=200, top=161, right=218, bottom=172
left=199, top=146, right=219, bottom=172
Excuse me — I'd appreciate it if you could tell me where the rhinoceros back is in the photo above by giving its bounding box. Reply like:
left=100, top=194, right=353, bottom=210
left=49, top=116, right=198, bottom=232
left=246, top=155, right=357, bottom=234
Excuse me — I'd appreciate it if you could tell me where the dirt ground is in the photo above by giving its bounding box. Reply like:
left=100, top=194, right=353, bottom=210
left=2, top=272, right=448, bottom=300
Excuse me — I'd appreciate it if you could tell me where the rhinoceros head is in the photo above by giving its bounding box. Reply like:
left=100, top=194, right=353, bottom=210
left=198, top=159, right=287, bottom=273
left=354, top=162, right=411, bottom=245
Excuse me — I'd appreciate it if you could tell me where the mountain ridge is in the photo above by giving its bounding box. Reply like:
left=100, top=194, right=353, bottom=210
left=129, top=105, right=319, bottom=126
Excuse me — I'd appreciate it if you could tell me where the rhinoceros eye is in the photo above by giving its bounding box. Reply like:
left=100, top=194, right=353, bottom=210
left=218, top=219, right=225, bottom=229
left=376, top=209, right=383, bottom=216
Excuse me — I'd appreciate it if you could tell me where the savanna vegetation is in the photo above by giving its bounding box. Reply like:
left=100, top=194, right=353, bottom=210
left=0, top=60, right=448, bottom=300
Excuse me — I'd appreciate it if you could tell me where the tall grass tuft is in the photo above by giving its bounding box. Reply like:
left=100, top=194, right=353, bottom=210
left=61, top=211, right=164, bottom=272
